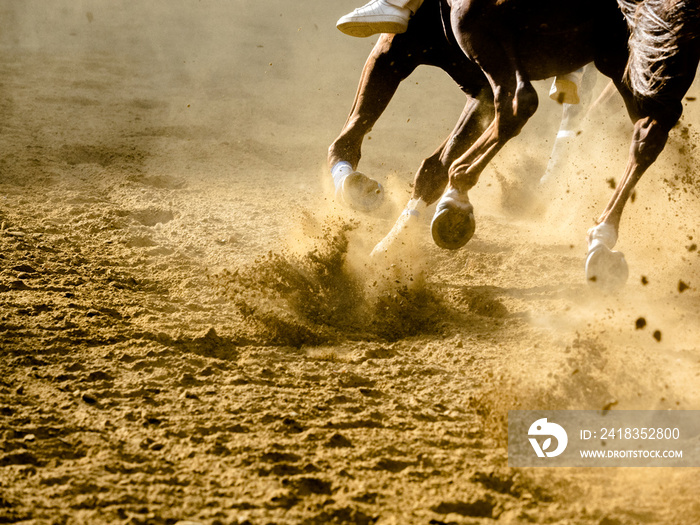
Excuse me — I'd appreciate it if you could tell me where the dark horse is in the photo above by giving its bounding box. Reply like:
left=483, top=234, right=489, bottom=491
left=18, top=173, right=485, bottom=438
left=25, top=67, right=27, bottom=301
left=330, top=0, right=700, bottom=288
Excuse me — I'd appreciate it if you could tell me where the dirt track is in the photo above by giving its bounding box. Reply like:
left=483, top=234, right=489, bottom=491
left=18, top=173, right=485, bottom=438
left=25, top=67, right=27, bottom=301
left=2, top=2, right=700, bottom=524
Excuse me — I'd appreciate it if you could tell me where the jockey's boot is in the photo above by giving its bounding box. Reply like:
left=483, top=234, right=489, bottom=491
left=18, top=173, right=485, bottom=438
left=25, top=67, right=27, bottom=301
left=336, top=0, right=421, bottom=38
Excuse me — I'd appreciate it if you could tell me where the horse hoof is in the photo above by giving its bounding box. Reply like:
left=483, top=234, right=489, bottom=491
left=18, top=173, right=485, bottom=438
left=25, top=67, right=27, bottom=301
left=431, top=201, right=475, bottom=250
left=585, top=244, right=629, bottom=290
left=341, top=171, right=384, bottom=212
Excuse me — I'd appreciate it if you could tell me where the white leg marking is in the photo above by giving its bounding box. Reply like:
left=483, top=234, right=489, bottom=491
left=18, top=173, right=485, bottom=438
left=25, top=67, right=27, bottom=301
left=370, top=198, right=427, bottom=257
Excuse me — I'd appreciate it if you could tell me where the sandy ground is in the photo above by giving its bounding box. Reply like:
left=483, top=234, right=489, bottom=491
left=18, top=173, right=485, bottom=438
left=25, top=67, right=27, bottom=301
left=2, top=1, right=700, bottom=524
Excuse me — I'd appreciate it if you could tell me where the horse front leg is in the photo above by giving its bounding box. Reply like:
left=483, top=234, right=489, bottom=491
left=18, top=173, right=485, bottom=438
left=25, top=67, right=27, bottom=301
left=585, top=114, right=671, bottom=289
left=431, top=73, right=539, bottom=249
left=328, top=34, right=419, bottom=212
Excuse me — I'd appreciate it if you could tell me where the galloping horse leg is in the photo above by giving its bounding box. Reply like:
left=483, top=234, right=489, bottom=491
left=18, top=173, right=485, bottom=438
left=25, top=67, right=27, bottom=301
left=328, top=33, right=421, bottom=211
left=584, top=0, right=700, bottom=288
left=329, top=0, right=470, bottom=212
left=412, top=87, right=494, bottom=205
left=431, top=6, right=538, bottom=249
left=431, top=82, right=538, bottom=248
left=371, top=87, right=494, bottom=255
left=585, top=84, right=682, bottom=288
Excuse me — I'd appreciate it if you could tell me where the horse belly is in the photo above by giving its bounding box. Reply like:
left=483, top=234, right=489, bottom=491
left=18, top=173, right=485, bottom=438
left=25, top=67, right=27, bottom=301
left=504, top=0, right=625, bottom=80
left=518, top=38, right=598, bottom=80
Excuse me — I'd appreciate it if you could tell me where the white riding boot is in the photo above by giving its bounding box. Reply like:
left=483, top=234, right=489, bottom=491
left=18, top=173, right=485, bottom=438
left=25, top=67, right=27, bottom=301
left=336, top=0, right=423, bottom=38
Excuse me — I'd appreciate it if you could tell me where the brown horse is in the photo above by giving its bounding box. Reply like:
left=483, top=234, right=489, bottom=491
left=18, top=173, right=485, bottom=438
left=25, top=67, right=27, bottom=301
left=433, top=0, right=699, bottom=288
left=328, top=0, right=584, bottom=253
left=331, top=0, right=699, bottom=289
left=328, top=0, right=598, bottom=214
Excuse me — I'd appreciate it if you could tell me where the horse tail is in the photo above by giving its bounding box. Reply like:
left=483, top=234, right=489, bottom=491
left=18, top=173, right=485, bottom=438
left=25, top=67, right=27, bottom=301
left=618, top=0, right=700, bottom=98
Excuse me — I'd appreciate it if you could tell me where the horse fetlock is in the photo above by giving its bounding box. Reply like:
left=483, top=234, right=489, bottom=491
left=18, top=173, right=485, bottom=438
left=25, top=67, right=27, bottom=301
left=441, top=183, right=472, bottom=206
left=449, top=171, right=479, bottom=191
left=587, top=222, right=618, bottom=251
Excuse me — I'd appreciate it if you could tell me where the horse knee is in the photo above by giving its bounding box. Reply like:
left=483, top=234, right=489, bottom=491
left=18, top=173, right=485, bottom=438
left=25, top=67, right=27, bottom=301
left=492, top=83, right=538, bottom=139
left=505, top=82, right=538, bottom=137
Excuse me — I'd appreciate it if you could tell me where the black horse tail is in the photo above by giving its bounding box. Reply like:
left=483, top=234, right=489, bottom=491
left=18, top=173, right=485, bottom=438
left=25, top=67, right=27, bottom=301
left=618, top=0, right=700, bottom=98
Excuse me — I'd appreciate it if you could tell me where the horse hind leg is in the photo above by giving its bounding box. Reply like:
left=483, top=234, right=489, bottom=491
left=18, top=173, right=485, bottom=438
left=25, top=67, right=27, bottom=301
left=540, top=65, right=599, bottom=187
left=427, top=3, right=543, bottom=248
left=585, top=113, right=672, bottom=289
